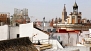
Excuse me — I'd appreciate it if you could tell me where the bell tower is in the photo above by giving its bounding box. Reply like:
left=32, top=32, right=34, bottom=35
left=62, top=4, right=67, bottom=23
left=73, top=1, right=78, bottom=14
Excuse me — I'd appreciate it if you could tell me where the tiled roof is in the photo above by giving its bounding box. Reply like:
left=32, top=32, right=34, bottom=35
left=58, top=29, right=81, bottom=33
left=0, top=37, right=38, bottom=51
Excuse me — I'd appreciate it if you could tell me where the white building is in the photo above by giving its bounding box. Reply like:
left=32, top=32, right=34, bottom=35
left=0, top=25, right=9, bottom=40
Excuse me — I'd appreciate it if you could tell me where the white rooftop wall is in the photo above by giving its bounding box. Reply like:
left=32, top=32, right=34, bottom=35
left=19, top=22, right=49, bottom=41
left=69, top=33, right=78, bottom=46
left=54, top=33, right=68, bottom=46
left=81, top=31, right=90, bottom=37
left=89, top=29, right=91, bottom=33
left=0, top=25, right=9, bottom=40
left=44, top=46, right=90, bottom=51
left=10, top=26, right=19, bottom=39
left=79, top=31, right=90, bottom=43
left=33, top=28, right=49, bottom=40
left=65, top=46, right=90, bottom=51
left=19, top=22, right=33, bottom=37
left=54, top=33, right=78, bottom=46
left=49, top=39, right=63, bottom=49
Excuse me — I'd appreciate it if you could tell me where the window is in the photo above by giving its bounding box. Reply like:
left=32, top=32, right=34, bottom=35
left=17, top=34, right=20, bottom=38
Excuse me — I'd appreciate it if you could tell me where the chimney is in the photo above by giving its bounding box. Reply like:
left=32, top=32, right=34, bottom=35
left=50, top=19, right=54, bottom=27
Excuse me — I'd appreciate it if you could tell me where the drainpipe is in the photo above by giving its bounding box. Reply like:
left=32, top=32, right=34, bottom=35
left=68, top=32, right=70, bottom=46
left=76, top=33, right=78, bottom=44
left=8, top=25, right=10, bottom=39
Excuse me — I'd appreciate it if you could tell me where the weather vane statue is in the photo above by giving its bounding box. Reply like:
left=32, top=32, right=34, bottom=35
left=64, top=4, right=66, bottom=6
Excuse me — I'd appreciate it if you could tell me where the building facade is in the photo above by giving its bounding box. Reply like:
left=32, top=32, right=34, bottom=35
left=0, top=12, right=10, bottom=25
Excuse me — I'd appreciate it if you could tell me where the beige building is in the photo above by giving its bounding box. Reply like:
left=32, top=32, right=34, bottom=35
left=81, top=18, right=87, bottom=23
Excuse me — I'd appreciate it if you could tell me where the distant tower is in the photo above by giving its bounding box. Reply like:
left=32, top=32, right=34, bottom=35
left=50, top=19, right=54, bottom=27
left=62, top=4, right=67, bottom=23
left=43, top=17, right=45, bottom=30
left=73, top=1, right=78, bottom=14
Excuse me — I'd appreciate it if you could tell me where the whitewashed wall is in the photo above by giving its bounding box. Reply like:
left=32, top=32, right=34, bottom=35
left=33, top=28, right=49, bottom=40
left=81, top=31, right=90, bottom=37
left=49, top=39, right=63, bottom=49
left=65, top=46, right=90, bottom=51
left=0, top=25, right=9, bottom=40
left=54, top=33, right=68, bottom=46
left=89, top=29, right=91, bottom=33
left=10, top=26, right=19, bottom=39
left=19, top=22, right=49, bottom=41
left=19, top=23, right=33, bottom=38
left=79, top=31, right=90, bottom=43
left=69, top=33, right=78, bottom=46
left=54, top=33, right=78, bottom=46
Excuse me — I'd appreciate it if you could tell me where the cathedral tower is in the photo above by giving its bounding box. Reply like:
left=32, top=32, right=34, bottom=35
left=62, top=4, right=67, bottom=23
left=73, top=1, right=78, bottom=14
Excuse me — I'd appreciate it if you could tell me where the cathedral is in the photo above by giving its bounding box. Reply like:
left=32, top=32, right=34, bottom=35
left=53, top=2, right=91, bottom=31
left=62, top=2, right=81, bottom=24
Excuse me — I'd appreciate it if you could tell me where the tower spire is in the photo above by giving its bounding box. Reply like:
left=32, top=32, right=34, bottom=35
left=63, top=4, right=66, bottom=12
left=73, top=0, right=78, bottom=12
left=73, top=0, right=78, bottom=8
left=62, top=4, right=67, bottom=23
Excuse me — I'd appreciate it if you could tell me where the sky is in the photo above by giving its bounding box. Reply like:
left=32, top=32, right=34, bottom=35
left=0, top=0, right=91, bottom=21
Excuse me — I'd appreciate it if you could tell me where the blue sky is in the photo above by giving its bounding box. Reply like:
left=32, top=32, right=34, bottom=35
left=0, top=0, right=91, bottom=21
